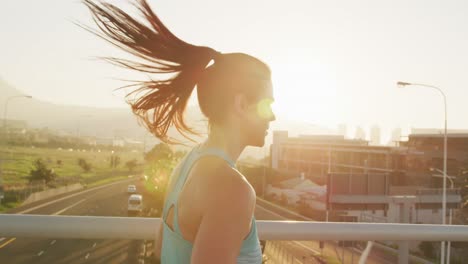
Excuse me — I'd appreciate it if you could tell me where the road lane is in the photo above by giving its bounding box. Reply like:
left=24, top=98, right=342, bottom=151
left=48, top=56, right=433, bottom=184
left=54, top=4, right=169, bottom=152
left=255, top=199, right=394, bottom=264
left=2, top=178, right=401, bottom=264
left=0, top=179, right=146, bottom=264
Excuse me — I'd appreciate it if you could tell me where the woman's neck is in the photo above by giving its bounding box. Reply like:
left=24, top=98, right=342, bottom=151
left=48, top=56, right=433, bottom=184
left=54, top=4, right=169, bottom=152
left=202, top=124, right=245, bottom=162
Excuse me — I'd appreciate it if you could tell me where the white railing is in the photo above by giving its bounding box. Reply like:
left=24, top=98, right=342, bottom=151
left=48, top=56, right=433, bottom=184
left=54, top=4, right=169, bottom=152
left=1, top=214, right=468, bottom=242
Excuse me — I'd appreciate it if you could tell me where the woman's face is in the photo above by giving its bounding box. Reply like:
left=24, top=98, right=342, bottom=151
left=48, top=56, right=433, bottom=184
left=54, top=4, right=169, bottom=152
left=242, top=79, right=275, bottom=147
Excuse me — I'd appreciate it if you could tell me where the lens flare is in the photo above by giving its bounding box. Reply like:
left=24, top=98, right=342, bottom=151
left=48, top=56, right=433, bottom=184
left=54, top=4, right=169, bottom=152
left=256, top=98, right=274, bottom=120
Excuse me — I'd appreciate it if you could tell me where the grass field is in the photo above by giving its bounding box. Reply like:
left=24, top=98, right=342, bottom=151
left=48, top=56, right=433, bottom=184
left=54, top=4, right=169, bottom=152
left=0, top=145, right=144, bottom=186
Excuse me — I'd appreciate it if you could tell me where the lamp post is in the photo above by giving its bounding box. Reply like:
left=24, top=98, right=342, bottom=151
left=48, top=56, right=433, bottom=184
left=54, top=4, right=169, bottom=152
left=431, top=167, right=455, bottom=264
left=397, top=81, right=448, bottom=264
left=326, top=144, right=331, bottom=222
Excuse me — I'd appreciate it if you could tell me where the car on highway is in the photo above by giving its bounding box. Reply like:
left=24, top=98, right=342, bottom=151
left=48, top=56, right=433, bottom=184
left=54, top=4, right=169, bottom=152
left=127, top=184, right=137, bottom=194
left=127, top=194, right=143, bottom=216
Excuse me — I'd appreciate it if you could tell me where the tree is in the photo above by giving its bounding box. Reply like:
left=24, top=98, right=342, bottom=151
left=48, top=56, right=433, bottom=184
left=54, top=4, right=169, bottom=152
left=173, top=150, right=187, bottom=161
left=143, top=143, right=178, bottom=216
left=145, top=143, right=173, bottom=163
left=29, top=159, right=57, bottom=184
left=78, top=158, right=92, bottom=172
left=126, top=159, right=138, bottom=172
left=110, top=155, right=121, bottom=168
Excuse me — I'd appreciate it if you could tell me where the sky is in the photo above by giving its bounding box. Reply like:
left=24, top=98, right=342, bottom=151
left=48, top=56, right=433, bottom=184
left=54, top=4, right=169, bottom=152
left=1, top=0, right=468, bottom=142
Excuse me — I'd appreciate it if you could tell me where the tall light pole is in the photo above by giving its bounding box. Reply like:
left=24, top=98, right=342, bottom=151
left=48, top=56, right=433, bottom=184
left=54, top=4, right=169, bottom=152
left=326, top=144, right=331, bottom=222
left=397, top=81, right=448, bottom=264
left=431, top=167, right=455, bottom=264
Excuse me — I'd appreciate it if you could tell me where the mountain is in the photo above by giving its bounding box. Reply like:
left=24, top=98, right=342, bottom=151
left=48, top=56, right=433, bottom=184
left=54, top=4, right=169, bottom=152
left=0, top=78, right=198, bottom=140
left=0, top=77, right=334, bottom=158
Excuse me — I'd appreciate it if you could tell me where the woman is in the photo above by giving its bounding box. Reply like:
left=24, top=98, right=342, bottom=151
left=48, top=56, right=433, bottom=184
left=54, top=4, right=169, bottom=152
left=84, top=1, right=276, bottom=263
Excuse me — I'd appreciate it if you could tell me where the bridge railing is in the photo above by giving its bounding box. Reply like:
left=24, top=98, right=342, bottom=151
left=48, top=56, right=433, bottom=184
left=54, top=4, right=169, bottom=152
left=2, top=214, right=468, bottom=263
left=1, top=214, right=467, bottom=242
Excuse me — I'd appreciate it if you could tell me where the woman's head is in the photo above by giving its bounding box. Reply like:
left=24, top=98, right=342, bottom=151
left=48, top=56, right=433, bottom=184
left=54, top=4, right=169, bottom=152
left=198, top=53, right=275, bottom=146
left=83, top=0, right=275, bottom=145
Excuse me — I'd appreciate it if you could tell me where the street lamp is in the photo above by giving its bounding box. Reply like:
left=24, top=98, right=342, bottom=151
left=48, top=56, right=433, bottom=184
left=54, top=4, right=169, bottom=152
left=431, top=167, right=456, bottom=264
left=397, top=81, right=448, bottom=264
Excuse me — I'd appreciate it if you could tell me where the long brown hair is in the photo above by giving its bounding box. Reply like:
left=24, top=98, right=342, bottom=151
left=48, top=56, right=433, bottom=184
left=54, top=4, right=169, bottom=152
left=83, top=0, right=270, bottom=144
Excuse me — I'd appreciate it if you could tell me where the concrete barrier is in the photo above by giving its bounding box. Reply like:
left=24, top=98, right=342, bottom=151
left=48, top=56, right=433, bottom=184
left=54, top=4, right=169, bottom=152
left=22, top=183, right=83, bottom=205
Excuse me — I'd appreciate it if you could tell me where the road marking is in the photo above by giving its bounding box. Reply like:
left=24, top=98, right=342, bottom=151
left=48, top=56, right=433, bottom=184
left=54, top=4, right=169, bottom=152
left=257, top=205, right=321, bottom=257
left=17, top=179, right=134, bottom=214
left=0, top=179, right=135, bottom=250
left=85, top=253, right=90, bottom=259
left=292, top=241, right=321, bottom=255
left=92, top=242, right=97, bottom=248
left=0, top=199, right=86, bottom=250
left=37, top=250, right=44, bottom=256
left=53, top=199, right=87, bottom=215
left=257, top=198, right=313, bottom=221
left=0, top=238, right=16, bottom=249
left=259, top=204, right=394, bottom=264
left=256, top=204, right=288, bottom=220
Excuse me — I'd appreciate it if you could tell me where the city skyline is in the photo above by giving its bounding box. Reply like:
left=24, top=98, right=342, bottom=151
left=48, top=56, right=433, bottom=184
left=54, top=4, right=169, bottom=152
left=1, top=76, right=465, bottom=146
left=1, top=0, right=468, bottom=136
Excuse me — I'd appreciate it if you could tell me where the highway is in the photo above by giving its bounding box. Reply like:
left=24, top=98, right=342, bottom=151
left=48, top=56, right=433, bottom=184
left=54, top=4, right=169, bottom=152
left=0, top=178, right=146, bottom=264
left=1, top=178, right=402, bottom=264
left=255, top=198, right=395, bottom=264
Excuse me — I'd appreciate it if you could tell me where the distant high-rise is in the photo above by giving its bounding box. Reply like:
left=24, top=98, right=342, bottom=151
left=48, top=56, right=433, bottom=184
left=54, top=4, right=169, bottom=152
left=338, top=123, right=347, bottom=138
left=370, top=125, right=381, bottom=145
left=354, top=126, right=366, bottom=140
left=390, top=127, right=402, bottom=146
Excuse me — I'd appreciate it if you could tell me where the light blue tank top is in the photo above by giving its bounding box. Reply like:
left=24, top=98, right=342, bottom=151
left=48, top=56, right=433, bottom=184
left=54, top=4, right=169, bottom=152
left=161, top=146, right=262, bottom=264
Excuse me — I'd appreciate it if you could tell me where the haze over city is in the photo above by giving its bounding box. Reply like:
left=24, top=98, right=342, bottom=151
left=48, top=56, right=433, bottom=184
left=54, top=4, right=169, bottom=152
left=2, top=1, right=468, bottom=264
left=1, top=0, right=468, bottom=144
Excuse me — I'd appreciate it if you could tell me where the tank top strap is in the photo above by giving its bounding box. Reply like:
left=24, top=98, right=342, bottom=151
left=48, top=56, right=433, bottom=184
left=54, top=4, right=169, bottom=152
left=194, top=146, right=237, bottom=167
left=175, top=146, right=236, bottom=192
left=163, top=145, right=237, bottom=233
left=162, top=148, right=195, bottom=221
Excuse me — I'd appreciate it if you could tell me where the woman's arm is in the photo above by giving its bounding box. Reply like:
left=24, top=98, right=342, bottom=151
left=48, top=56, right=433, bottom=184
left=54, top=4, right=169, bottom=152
left=154, top=163, right=182, bottom=261
left=154, top=222, right=163, bottom=260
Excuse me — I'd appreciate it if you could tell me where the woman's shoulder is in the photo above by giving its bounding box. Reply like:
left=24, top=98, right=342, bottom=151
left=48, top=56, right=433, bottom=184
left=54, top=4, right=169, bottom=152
left=191, top=156, right=256, bottom=208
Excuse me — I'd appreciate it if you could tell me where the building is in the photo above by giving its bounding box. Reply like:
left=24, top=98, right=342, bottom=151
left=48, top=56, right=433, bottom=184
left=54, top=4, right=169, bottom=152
left=370, top=125, right=381, bottom=146
left=400, top=133, right=468, bottom=187
left=270, top=130, right=463, bottom=226
left=389, top=127, right=402, bottom=146
left=270, top=131, right=402, bottom=185
left=337, top=123, right=347, bottom=137
left=354, top=126, right=366, bottom=140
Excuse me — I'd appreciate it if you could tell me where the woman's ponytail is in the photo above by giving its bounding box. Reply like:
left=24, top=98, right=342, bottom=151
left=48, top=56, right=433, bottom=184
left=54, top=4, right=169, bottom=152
left=83, top=0, right=218, bottom=143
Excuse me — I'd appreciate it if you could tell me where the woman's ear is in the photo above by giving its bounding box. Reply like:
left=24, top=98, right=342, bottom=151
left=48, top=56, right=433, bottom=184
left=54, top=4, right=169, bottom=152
left=233, top=93, right=248, bottom=116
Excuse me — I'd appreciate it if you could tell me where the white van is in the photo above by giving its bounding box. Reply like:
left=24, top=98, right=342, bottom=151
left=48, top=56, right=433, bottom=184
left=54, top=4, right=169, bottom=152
left=127, top=194, right=143, bottom=216
left=127, top=184, right=137, bottom=194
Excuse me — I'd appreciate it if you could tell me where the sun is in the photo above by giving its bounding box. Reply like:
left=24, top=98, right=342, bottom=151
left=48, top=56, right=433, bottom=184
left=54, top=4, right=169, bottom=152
left=270, top=61, right=341, bottom=127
